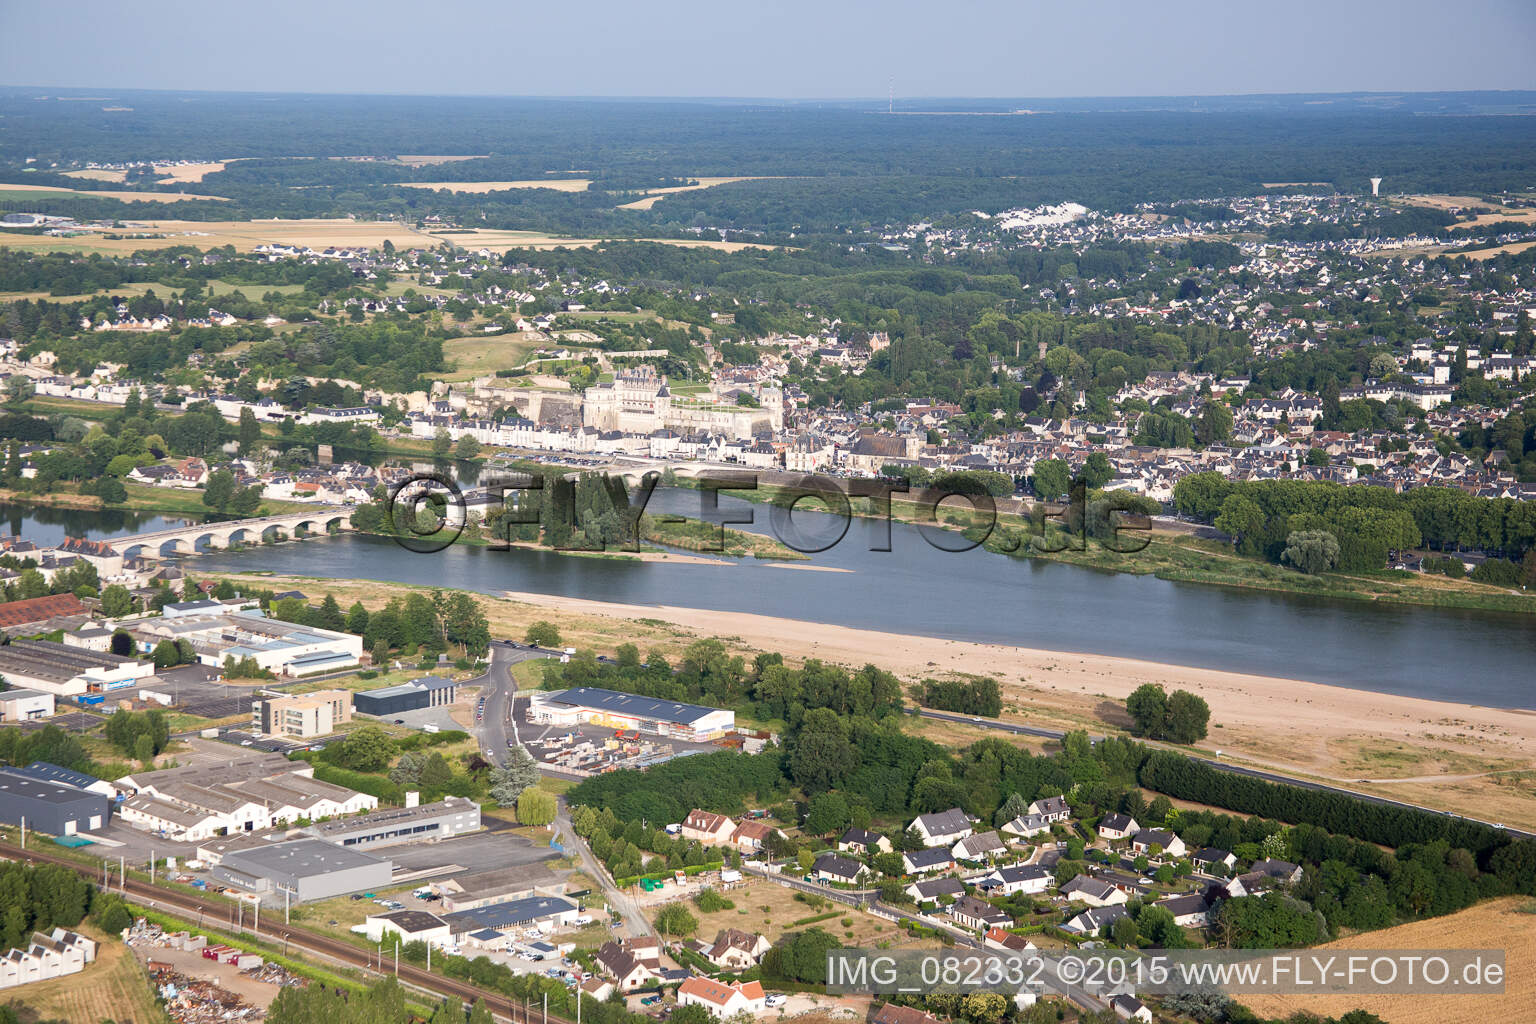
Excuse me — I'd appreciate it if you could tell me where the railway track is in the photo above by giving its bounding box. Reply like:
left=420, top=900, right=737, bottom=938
left=0, top=844, right=572, bottom=1024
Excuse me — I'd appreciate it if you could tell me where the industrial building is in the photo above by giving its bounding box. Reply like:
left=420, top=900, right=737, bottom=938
left=211, top=839, right=393, bottom=903
left=10, top=762, right=116, bottom=799
left=129, top=608, right=362, bottom=677
left=441, top=895, right=580, bottom=942
left=435, top=862, right=565, bottom=913
left=528, top=687, right=735, bottom=741
left=364, top=910, right=452, bottom=949
left=251, top=689, right=352, bottom=738
left=0, top=593, right=91, bottom=635
left=116, top=753, right=377, bottom=841
left=304, top=796, right=481, bottom=850
left=0, top=768, right=110, bottom=836
left=0, top=639, right=153, bottom=698
left=353, top=676, right=458, bottom=717
left=0, top=688, right=55, bottom=723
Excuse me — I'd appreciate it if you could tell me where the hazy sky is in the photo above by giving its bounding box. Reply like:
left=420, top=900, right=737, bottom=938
left=3, top=0, right=1535, bottom=99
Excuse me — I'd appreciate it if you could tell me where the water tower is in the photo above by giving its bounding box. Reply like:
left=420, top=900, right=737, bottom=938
left=1370, top=177, right=1383, bottom=197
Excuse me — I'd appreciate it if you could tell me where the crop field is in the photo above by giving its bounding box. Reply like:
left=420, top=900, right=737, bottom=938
left=395, top=154, right=490, bottom=167
left=398, top=179, right=593, bottom=193
left=0, top=182, right=227, bottom=202
left=1243, top=897, right=1536, bottom=1024
left=62, top=168, right=129, bottom=182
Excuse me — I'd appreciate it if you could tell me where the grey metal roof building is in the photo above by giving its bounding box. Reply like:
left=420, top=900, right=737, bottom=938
left=353, top=676, right=457, bottom=717
left=0, top=768, right=110, bottom=836
left=441, top=895, right=579, bottom=939
left=304, top=796, right=481, bottom=850
left=211, top=838, right=393, bottom=903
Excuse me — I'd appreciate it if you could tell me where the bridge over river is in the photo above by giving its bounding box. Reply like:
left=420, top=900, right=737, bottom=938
left=110, top=507, right=352, bottom=559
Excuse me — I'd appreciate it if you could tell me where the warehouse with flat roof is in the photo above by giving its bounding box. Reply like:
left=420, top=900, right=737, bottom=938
left=441, top=895, right=579, bottom=941
left=529, top=687, right=735, bottom=740
left=304, top=796, right=481, bottom=850
left=0, top=688, right=55, bottom=723
left=212, top=838, right=393, bottom=903
left=0, top=639, right=153, bottom=698
left=0, top=768, right=110, bottom=836
left=353, top=676, right=457, bottom=717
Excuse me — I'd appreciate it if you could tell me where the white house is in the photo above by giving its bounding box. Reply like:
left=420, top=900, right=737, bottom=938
left=1097, top=812, right=1139, bottom=841
left=1130, top=829, right=1186, bottom=859
left=910, top=808, right=973, bottom=848
left=677, top=978, right=766, bottom=1017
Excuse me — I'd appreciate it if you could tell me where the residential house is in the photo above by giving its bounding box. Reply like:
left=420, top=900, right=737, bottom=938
left=701, top=929, right=771, bottom=971
left=1192, top=848, right=1237, bottom=873
left=1130, top=829, right=1187, bottom=859
left=1111, top=995, right=1153, bottom=1022
left=906, top=876, right=966, bottom=906
left=594, top=941, right=654, bottom=992
left=1097, top=812, right=1139, bottom=841
left=728, top=819, right=781, bottom=855
left=983, top=926, right=1036, bottom=954
left=1026, top=796, right=1070, bottom=823
left=680, top=809, right=736, bottom=847
left=952, top=831, right=1007, bottom=863
left=1154, top=893, right=1213, bottom=928
left=838, top=828, right=892, bottom=856
left=1061, top=905, right=1130, bottom=936
left=1248, top=859, right=1303, bottom=884
left=999, top=813, right=1053, bottom=839
left=813, top=852, right=868, bottom=886
left=910, top=808, right=973, bottom=848
left=676, top=978, right=765, bottom=1017
left=976, top=864, right=1052, bottom=897
left=948, top=895, right=1012, bottom=932
left=1058, top=876, right=1128, bottom=908
left=901, top=847, right=955, bottom=876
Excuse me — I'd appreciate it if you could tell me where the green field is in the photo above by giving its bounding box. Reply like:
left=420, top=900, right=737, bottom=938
left=441, top=331, right=543, bottom=380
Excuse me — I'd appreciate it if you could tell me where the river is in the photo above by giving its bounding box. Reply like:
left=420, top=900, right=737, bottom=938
left=9, top=494, right=1536, bottom=708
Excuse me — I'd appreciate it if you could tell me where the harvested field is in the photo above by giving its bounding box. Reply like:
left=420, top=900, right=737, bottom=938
left=153, top=161, right=228, bottom=183
left=1243, top=897, right=1536, bottom=1024
left=398, top=179, right=592, bottom=193
left=63, top=168, right=129, bottom=182
left=395, top=154, right=489, bottom=167
left=0, top=219, right=784, bottom=255
left=679, top=877, right=931, bottom=947
left=616, top=176, right=778, bottom=210
left=0, top=182, right=227, bottom=202
left=1457, top=239, right=1536, bottom=259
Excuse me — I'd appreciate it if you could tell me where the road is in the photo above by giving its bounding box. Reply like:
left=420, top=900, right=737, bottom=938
left=915, top=709, right=1536, bottom=841
left=465, top=641, right=652, bottom=936
left=470, top=640, right=556, bottom=767
left=0, top=843, right=559, bottom=1024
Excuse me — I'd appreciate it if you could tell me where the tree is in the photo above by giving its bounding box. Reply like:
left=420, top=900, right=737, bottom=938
left=1125, top=684, right=1168, bottom=739
left=654, top=902, right=698, bottom=937
left=419, top=751, right=453, bottom=788
left=489, top=746, right=540, bottom=804
left=1282, top=530, right=1340, bottom=575
left=516, top=788, right=556, bottom=825
left=1165, top=690, right=1211, bottom=744
left=1214, top=494, right=1265, bottom=546
left=151, top=640, right=183, bottom=670
left=994, top=792, right=1029, bottom=827
left=1080, top=452, right=1113, bottom=489
left=316, top=593, right=346, bottom=632
left=1031, top=458, right=1070, bottom=501
left=805, top=791, right=851, bottom=836
left=133, top=733, right=155, bottom=767
left=100, top=584, right=135, bottom=618
left=524, top=621, right=561, bottom=647
left=432, top=427, right=452, bottom=458
left=335, top=725, right=394, bottom=773
left=346, top=600, right=370, bottom=635
left=454, top=434, right=481, bottom=460
left=110, top=630, right=135, bottom=657
left=201, top=468, right=236, bottom=513
left=237, top=407, right=262, bottom=455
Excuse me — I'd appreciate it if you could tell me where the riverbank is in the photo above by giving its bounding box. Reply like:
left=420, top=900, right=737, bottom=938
left=0, top=482, right=317, bottom=518
left=493, top=587, right=1536, bottom=832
